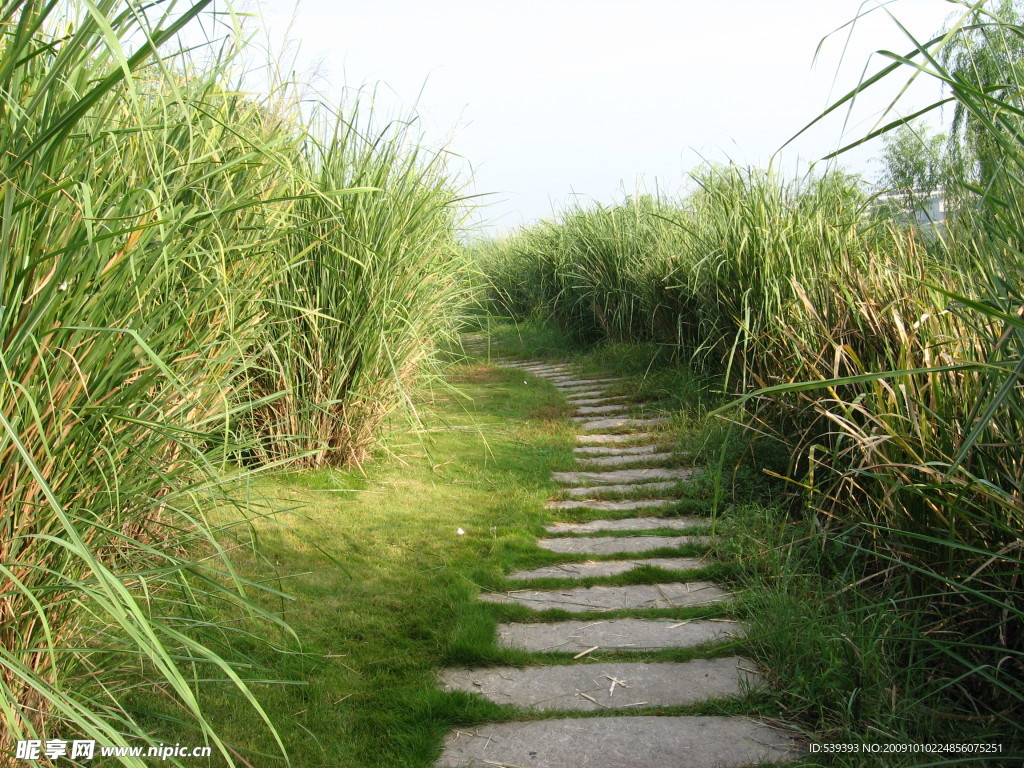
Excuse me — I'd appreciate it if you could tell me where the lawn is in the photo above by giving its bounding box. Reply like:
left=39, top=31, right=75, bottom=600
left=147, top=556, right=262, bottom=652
left=123, top=363, right=575, bottom=767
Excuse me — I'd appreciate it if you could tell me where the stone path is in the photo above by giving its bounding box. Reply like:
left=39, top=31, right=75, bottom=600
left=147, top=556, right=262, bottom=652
left=440, top=657, right=761, bottom=710
left=497, top=618, right=743, bottom=651
left=506, top=557, right=708, bottom=580
left=439, top=347, right=804, bottom=766
left=544, top=517, right=702, bottom=532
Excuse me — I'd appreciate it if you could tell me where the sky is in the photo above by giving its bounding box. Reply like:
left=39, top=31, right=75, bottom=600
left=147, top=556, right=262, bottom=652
left=235, top=0, right=963, bottom=232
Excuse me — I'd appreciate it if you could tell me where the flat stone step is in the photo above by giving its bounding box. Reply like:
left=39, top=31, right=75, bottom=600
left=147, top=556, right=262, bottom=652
left=553, top=378, right=624, bottom=389
left=552, top=467, right=697, bottom=485
left=507, top=557, right=710, bottom=580
left=553, top=381, right=620, bottom=390
left=577, top=432, right=655, bottom=445
left=439, top=657, right=762, bottom=712
left=435, top=716, right=803, bottom=767
left=575, top=404, right=631, bottom=415
left=565, top=395, right=629, bottom=406
left=545, top=498, right=676, bottom=511
left=562, top=481, right=677, bottom=497
left=480, top=582, right=731, bottom=612
left=577, top=452, right=674, bottom=468
left=497, top=617, right=743, bottom=651
left=545, top=517, right=703, bottom=533
left=562, top=389, right=608, bottom=399
left=539, top=536, right=709, bottom=555
left=580, top=417, right=670, bottom=431
left=574, top=444, right=672, bottom=456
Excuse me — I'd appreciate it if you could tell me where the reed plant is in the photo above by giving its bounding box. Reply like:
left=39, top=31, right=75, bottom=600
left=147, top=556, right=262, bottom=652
left=239, top=105, right=466, bottom=469
left=1, top=0, right=466, bottom=760
left=479, top=194, right=687, bottom=344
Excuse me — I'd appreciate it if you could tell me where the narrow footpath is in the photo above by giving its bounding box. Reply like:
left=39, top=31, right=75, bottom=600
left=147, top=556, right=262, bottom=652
left=434, top=340, right=806, bottom=767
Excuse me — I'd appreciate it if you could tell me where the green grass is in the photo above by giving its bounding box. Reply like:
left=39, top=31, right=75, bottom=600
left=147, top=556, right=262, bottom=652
left=114, top=340, right=799, bottom=767
left=121, top=319, right=1024, bottom=766
left=118, top=361, right=574, bottom=766
left=474, top=323, right=1024, bottom=763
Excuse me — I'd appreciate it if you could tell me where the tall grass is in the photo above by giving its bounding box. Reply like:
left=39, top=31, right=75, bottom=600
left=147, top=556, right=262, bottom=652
left=1, top=0, right=465, bottom=761
left=476, top=194, right=687, bottom=345
left=240, top=105, right=465, bottom=469
left=473, top=0, right=1023, bottom=739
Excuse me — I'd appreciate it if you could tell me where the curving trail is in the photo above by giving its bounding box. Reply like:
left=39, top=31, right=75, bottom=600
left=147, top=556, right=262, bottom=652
left=434, top=340, right=806, bottom=768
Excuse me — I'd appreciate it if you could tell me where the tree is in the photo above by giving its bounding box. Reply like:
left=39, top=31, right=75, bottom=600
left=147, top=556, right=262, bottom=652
left=939, top=0, right=1024, bottom=193
left=878, top=119, right=948, bottom=220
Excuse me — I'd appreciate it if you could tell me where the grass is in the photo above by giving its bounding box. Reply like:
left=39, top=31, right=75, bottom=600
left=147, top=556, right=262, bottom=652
left=119, top=362, right=574, bottom=766
left=472, top=320, right=1024, bottom=763
left=115, top=341, right=788, bottom=766
left=7, top=0, right=1021, bottom=760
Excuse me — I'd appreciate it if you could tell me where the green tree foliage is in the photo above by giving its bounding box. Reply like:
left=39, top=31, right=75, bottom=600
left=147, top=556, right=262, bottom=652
left=940, top=0, right=1024, bottom=191
left=878, top=119, right=948, bottom=217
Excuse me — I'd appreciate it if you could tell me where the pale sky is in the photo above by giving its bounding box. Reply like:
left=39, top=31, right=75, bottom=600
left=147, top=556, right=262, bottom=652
left=239, top=0, right=961, bottom=231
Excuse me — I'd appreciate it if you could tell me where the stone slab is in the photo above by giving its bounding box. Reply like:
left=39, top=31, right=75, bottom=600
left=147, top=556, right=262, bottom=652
left=439, top=657, right=762, bottom=711
left=580, top=417, right=670, bottom=431
left=576, top=452, right=674, bottom=468
left=565, top=396, right=628, bottom=406
left=545, top=498, right=675, bottom=511
left=574, top=404, right=631, bottom=415
left=562, top=389, right=608, bottom=399
left=538, top=536, right=709, bottom=555
left=559, top=385, right=616, bottom=394
left=573, top=444, right=672, bottom=456
left=553, top=378, right=623, bottom=389
left=497, top=617, right=743, bottom=651
left=480, top=582, right=731, bottom=612
left=577, top=432, right=655, bottom=445
left=545, top=517, right=702, bottom=533
left=552, top=467, right=696, bottom=485
left=507, top=558, right=709, bottom=580
left=435, top=716, right=803, bottom=767
left=562, top=481, right=677, bottom=497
